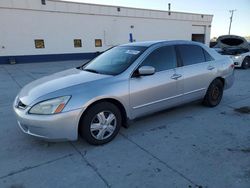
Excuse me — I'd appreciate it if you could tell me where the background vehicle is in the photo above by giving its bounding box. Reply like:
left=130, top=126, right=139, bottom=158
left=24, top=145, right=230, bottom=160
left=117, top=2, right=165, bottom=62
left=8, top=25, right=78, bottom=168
left=213, top=35, right=250, bottom=69
left=222, top=48, right=250, bottom=69
left=13, top=41, right=235, bottom=145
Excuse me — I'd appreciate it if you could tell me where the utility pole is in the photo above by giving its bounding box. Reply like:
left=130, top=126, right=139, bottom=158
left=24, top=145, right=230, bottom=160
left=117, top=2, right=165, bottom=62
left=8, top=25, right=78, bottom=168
left=228, top=9, right=236, bottom=35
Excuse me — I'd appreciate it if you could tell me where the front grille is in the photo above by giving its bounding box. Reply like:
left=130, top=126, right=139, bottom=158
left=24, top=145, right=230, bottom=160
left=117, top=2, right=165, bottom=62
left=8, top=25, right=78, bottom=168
left=16, top=99, right=27, bottom=109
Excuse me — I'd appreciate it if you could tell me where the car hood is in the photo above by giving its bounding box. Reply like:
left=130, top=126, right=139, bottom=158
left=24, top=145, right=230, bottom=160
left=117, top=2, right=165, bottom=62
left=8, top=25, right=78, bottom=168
left=18, top=68, right=111, bottom=105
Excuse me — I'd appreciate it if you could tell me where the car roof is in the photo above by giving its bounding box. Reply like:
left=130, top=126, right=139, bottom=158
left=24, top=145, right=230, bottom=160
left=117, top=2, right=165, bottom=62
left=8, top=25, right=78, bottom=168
left=120, top=40, right=223, bottom=60
left=120, top=40, right=204, bottom=47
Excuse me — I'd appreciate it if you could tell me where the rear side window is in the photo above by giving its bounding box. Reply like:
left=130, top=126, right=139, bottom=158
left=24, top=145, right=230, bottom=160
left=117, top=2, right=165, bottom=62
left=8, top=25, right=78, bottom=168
left=178, top=45, right=205, bottom=66
left=203, top=50, right=214, bottom=61
left=141, top=46, right=177, bottom=72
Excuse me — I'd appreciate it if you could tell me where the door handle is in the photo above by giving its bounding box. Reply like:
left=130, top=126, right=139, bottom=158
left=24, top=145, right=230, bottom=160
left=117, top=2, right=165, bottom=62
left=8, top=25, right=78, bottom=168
left=207, top=65, right=215, bottom=70
left=171, top=74, right=182, bottom=80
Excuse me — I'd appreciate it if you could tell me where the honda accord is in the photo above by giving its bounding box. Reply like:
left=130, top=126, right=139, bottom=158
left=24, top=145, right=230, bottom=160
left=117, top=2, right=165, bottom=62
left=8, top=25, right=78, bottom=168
left=13, top=40, right=234, bottom=145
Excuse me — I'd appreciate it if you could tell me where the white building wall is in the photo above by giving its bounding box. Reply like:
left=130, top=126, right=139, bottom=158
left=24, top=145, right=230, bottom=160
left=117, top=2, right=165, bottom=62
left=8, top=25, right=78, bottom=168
left=0, top=0, right=213, bottom=57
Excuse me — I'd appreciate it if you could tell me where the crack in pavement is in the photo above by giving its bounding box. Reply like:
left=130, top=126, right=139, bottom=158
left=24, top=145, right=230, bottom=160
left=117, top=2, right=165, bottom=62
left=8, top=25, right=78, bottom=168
left=119, top=133, right=203, bottom=188
left=11, top=65, right=37, bottom=80
left=0, top=153, right=74, bottom=180
left=1, top=66, right=22, bottom=89
left=69, top=142, right=111, bottom=188
left=17, top=67, right=39, bottom=80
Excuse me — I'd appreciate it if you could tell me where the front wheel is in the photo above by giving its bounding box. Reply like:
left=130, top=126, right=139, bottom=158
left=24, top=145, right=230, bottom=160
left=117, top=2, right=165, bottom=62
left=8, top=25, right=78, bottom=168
left=79, top=102, right=122, bottom=145
left=203, top=79, right=224, bottom=107
left=241, top=57, right=250, bottom=69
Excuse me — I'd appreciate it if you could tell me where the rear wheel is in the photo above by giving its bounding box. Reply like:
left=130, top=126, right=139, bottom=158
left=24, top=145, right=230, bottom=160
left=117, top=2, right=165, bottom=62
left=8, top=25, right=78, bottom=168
left=203, top=79, right=224, bottom=107
left=242, top=56, right=250, bottom=69
left=79, top=102, right=122, bottom=145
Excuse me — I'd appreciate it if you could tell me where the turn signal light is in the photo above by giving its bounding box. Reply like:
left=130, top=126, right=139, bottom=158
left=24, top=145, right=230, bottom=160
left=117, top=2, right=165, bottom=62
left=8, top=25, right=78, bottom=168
left=54, top=103, right=66, bottom=114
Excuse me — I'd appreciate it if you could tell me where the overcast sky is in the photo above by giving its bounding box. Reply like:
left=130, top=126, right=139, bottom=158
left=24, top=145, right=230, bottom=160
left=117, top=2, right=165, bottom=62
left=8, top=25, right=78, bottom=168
left=61, top=0, right=250, bottom=38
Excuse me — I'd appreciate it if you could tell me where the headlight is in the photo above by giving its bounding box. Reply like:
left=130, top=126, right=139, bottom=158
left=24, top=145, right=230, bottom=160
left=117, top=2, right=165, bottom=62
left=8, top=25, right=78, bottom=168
left=29, top=96, right=71, bottom=115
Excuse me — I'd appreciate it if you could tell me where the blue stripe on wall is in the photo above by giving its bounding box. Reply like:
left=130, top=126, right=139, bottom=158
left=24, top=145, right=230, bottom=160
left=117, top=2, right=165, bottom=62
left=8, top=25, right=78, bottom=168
left=0, top=52, right=100, bottom=64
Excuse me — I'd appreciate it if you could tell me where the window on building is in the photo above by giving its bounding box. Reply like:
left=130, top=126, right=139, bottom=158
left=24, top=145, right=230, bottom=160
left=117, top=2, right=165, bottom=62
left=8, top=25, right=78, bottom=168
left=74, top=39, right=82, bottom=48
left=34, top=39, right=45, bottom=49
left=95, top=39, right=102, bottom=47
left=41, top=0, right=46, bottom=5
left=177, top=44, right=205, bottom=66
left=141, top=46, right=177, bottom=72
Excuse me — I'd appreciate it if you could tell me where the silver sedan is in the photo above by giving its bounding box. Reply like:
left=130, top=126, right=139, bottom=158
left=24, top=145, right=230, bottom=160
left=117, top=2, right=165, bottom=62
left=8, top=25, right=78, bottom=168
left=13, top=40, right=235, bottom=145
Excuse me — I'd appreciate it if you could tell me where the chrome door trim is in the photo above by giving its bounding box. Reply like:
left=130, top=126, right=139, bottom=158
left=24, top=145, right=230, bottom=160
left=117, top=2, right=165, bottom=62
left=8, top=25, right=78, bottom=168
left=133, top=88, right=206, bottom=109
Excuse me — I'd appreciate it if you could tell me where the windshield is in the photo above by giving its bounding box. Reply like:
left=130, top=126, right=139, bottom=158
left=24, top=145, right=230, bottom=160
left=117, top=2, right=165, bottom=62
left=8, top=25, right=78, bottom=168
left=83, top=46, right=147, bottom=75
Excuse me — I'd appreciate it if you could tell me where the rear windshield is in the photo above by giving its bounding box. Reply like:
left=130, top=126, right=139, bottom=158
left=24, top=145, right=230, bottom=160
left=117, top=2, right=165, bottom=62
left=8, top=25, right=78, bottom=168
left=83, top=46, right=147, bottom=75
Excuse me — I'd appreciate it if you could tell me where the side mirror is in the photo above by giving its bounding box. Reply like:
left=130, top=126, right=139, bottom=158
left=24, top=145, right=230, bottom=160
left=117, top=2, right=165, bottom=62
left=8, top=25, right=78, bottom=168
left=138, top=66, right=155, bottom=76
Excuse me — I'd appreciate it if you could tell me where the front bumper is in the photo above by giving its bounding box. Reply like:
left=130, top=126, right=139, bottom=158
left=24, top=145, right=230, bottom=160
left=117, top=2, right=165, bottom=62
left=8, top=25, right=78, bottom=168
left=13, top=105, right=83, bottom=141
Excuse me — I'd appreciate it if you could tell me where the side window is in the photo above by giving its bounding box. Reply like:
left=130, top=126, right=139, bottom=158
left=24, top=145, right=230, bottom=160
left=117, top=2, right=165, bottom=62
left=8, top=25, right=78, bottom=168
left=178, top=45, right=205, bottom=66
left=141, top=46, right=177, bottom=72
left=203, top=49, right=214, bottom=61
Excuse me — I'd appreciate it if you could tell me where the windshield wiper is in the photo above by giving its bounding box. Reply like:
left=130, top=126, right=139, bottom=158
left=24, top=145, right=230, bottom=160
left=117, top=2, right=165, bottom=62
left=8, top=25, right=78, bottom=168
left=83, top=69, right=100, bottom=74
left=76, top=59, right=92, bottom=70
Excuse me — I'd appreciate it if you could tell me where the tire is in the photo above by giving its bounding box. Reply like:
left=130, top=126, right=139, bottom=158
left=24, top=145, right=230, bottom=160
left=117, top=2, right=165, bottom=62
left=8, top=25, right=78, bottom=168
left=203, top=79, right=224, bottom=107
left=79, top=102, right=122, bottom=145
left=241, top=57, right=250, bottom=69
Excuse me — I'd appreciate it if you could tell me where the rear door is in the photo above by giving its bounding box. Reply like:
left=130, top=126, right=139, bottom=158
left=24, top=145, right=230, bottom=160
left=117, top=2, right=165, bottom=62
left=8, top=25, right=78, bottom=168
left=129, top=45, right=183, bottom=118
left=176, top=44, right=216, bottom=102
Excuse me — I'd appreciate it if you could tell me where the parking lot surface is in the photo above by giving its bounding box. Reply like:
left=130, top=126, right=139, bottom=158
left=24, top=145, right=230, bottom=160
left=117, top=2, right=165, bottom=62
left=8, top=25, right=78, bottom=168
left=0, top=60, right=249, bottom=188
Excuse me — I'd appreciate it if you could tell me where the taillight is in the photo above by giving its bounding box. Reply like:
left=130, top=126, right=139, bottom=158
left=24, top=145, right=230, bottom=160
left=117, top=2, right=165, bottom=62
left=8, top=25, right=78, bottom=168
left=230, top=64, right=235, bottom=68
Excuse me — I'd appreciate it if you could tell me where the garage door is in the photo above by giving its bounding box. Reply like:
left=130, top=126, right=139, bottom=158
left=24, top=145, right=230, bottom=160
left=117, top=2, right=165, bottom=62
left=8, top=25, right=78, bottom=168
left=191, top=25, right=205, bottom=44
